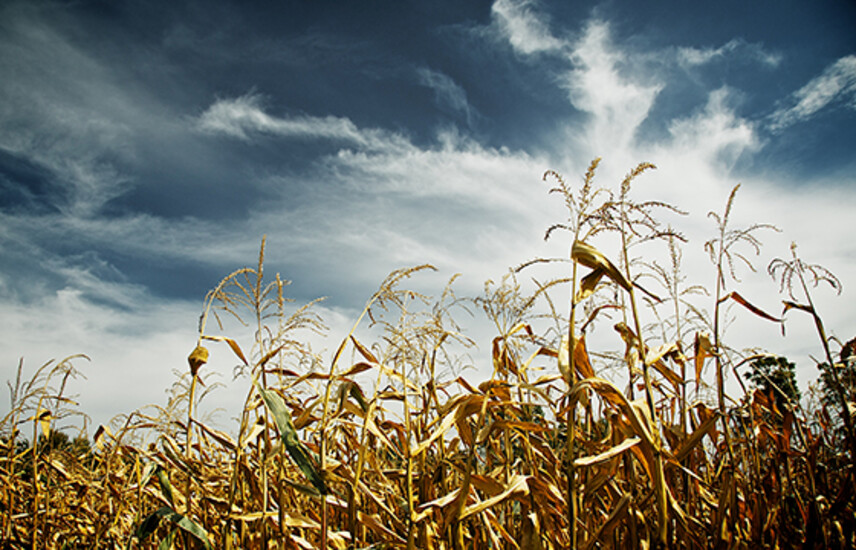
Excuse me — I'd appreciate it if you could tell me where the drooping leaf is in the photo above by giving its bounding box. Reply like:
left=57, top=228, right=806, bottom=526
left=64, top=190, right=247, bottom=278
left=571, top=240, right=633, bottom=293
left=201, top=335, right=249, bottom=365
left=573, top=334, right=596, bottom=379
left=718, top=291, right=781, bottom=323
left=694, top=332, right=716, bottom=384
left=257, top=384, right=328, bottom=495
left=576, top=267, right=605, bottom=302
left=135, top=507, right=213, bottom=550
left=187, top=345, right=209, bottom=376
left=350, top=335, right=379, bottom=363
left=459, top=474, right=529, bottom=520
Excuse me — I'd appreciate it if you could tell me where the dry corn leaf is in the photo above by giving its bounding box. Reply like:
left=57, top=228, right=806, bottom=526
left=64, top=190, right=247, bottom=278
left=576, top=267, right=605, bottom=302
left=36, top=408, right=51, bottom=439
left=574, top=437, right=641, bottom=468
left=493, top=338, right=518, bottom=376
left=558, top=333, right=570, bottom=384
left=574, top=334, right=596, bottom=379
left=340, top=361, right=374, bottom=377
left=201, top=335, right=249, bottom=365
left=191, top=419, right=236, bottom=451
left=187, top=345, right=209, bottom=376
left=479, top=379, right=512, bottom=400
left=718, top=291, right=781, bottom=323
left=413, top=394, right=483, bottom=457
left=571, top=240, right=633, bottom=293
left=240, top=417, right=266, bottom=447
left=459, top=474, right=530, bottom=521
left=583, top=493, right=631, bottom=550
left=93, top=424, right=112, bottom=452
left=350, top=335, right=379, bottom=363
left=568, top=378, right=659, bottom=475
left=694, top=332, right=716, bottom=383
left=782, top=300, right=813, bottom=314
left=674, top=411, right=720, bottom=463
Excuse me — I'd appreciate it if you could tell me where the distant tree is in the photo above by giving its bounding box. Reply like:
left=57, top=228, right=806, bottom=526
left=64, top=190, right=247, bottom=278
left=817, top=337, right=856, bottom=416
left=745, top=356, right=801, bottom=411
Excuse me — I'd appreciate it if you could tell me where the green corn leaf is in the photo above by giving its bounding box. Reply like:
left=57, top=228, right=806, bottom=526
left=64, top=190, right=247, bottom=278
left=257, top=384, right=329, bottom=495
left=135, top=506, right=213, bottom=550
left=155, top=465, right=175, bottom=508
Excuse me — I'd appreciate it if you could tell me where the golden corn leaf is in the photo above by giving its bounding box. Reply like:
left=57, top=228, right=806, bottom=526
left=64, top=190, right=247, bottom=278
left=350, top=335, right=379, bottom=363
left=192, top=419, right=236, bottom=451
left=574, top=334, right=596, bottom=379
left=694, top=332, right=716, bottom=383
left=201, top=335, right=249, bottom=365
left=576, top=267, right=605, bottom=302
left=187, top=345, right=209, bottom=376
left=413, top=394, right=483, bottom=457
left=459, top=474, right=530, bottom=521
left=93, top=424, right=112, bottom=452
left=571, top=240, right=633, bottom=292
left=36, top=408, right=51, bottom=439
left=568, top=378, right=658, bottom=462
left=583, top=493, right=631, bottom=550
left=558, top=333, right=571, bottom=384
left=574, top=437, right=641, bottom=468
left=674, top=411, right=720, bottom=463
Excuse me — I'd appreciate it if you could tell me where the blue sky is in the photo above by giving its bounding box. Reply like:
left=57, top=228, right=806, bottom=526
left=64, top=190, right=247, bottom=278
left=2, top=0, right=855, bottom=430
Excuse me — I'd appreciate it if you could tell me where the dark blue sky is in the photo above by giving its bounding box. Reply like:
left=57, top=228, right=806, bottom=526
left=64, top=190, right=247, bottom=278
left=1, top=0, right=854, bottom=428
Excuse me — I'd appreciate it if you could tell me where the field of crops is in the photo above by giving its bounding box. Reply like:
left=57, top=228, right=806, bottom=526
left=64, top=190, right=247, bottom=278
left=2, top=160, right=854, bottom=549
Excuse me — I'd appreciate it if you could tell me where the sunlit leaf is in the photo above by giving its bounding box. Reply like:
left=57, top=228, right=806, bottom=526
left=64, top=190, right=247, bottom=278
left=571, top=240, right=633, bottom=292
left=187, top=345, right=209, bottom=376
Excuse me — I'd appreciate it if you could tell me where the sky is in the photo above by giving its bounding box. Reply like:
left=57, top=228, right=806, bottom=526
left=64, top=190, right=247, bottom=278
left=2, top=0, right=855, bottom=433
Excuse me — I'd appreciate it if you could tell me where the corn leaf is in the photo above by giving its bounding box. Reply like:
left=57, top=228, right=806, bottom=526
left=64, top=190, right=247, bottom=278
left=571, top=240, right=633, bottom=292
left=135, top=506, right=213, bottom=550
left=575, top=437, right=640, bottom=468
left=257, top=384, right=328, bottom=495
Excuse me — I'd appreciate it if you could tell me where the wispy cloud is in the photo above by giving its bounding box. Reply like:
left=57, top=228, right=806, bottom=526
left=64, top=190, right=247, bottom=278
left=196, top=92, right=410, bottom=152
left=768, top=55, right=856, bottom=131
left=490, top=0, right=564, bottom=55
left=677, top=38, right=782, bottom=69
left=416, top=68, right=476, bottom=127
left=559, top=20, right=662, bottom=160
left=0, top=7, right=137, bottom=217
left=664, top=87, right=759, bottom=169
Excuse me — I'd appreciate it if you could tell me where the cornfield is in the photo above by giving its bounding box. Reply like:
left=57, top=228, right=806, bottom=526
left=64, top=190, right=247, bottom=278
left=2, top=159, right=854, bottom=549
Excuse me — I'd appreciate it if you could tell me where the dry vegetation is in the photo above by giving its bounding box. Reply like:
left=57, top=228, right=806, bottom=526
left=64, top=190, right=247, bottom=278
left=2, top=159, right=855, bottom=549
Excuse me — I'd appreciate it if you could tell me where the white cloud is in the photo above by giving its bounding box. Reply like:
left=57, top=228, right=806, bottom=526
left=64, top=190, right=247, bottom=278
left=561, top=20, right=662, bottom=160
left=490, top=0, right=564, bottom=55
left=3, top=1, right=855, bottom=428
left=769, top=55, right=856, bottom=131
left=196, top=93, right=410, bottom=152
left=663, top=87, right=759, bottom=169
left=416, top=67, right=476, bottom=126
left=677, top=38, right=781, bottom=69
